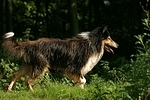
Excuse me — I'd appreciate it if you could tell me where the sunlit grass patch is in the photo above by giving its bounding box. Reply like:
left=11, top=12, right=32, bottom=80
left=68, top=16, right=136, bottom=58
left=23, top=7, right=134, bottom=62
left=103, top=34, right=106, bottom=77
left=32, top=82, right=89, bottom=100
left=0, top=82, right=89, bottom=100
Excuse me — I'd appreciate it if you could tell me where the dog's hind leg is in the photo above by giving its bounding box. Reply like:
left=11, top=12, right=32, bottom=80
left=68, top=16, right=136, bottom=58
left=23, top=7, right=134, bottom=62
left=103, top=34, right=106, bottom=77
left=26, top=76, right=36, bottom=91
left=7, top=65, right=31, bottom=92
left=25, top=54, right=50, bottom=91
left=26, top=66, right=49, bottom=91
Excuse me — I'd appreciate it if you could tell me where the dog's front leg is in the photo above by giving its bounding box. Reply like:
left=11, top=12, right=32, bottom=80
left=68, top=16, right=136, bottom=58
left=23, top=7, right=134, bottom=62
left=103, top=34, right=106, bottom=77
left=74, top=76, right=86, bottom=89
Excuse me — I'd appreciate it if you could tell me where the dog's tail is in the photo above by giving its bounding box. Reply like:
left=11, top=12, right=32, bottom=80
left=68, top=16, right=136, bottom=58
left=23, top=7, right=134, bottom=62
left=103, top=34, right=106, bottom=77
left=2, top=32, right=24, bottom=59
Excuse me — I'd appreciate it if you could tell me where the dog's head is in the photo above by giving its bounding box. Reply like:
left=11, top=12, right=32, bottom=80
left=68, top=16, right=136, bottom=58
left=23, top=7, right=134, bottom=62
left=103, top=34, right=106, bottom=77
left=101, top=26, right=119, bottom=54
left=79, top=26, right=118, bottom=54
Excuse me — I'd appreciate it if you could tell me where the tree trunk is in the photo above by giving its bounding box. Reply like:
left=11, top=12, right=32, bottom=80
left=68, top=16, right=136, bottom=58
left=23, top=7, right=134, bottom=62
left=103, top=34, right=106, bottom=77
left=2, top=0, right=6, bottom=34
left=34, top=0, right=40, bottom=39
left=45, top=0, right=50, bottom=37
left=6, top=0, right=13, bottom=32
left=88, top=0, right=92, bottom=30
left=68, top=0, right=79, bottom=35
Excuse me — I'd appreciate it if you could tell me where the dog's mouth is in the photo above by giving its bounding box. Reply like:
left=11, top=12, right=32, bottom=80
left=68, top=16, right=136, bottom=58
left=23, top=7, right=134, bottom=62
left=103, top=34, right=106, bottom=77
left=104, top=45, right=115, bottom=54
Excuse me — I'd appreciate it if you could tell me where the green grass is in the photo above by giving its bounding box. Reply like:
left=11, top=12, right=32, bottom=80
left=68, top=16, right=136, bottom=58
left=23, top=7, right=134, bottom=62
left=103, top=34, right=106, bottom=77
left=0, top=77, right=133, bottom=100
left=0, top=82, right=90, bottom=100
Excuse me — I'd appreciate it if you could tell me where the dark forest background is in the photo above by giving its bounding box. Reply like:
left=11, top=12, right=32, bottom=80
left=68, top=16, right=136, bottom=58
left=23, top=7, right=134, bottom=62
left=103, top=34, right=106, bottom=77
left=0, top=0, right=149, bottom=59
left=0, top=0, right=150, bottom=99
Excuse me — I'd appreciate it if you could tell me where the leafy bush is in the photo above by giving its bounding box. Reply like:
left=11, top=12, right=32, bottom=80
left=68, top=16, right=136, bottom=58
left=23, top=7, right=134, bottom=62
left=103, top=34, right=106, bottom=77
left=85, top=74, right=131, bottom=100
left=119, top=6, right=150, bottom=99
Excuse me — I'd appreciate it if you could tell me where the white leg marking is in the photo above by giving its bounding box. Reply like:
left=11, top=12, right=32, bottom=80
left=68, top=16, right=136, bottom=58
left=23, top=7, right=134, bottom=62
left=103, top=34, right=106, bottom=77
left=75, top=76, right=86, bottom=89
left=7, top=81, right=15, bottom=91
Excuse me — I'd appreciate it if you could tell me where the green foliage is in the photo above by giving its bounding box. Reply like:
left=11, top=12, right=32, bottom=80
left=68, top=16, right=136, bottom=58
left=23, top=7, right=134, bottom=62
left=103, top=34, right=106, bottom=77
left=0, top=51, right=26, bottom=90
left=120, top=6, right=150, bottom=99
left=85, top=74, right=131, bottom=100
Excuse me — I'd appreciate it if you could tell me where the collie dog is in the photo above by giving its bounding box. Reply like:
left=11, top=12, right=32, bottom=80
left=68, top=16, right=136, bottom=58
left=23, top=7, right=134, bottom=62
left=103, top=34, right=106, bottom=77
left=2, top=26, right=118, bottom=91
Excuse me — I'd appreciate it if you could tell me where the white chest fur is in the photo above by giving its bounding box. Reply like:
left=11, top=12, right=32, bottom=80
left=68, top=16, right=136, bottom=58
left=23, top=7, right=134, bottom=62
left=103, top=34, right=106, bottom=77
left=81, top=49, right=104, bottom=75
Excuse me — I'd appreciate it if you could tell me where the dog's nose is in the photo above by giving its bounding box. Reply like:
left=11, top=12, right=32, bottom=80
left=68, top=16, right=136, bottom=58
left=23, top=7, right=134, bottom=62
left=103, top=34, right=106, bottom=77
left=114, top=43, right=119, bottom=48
left=116, top=43, right=119, bottom=47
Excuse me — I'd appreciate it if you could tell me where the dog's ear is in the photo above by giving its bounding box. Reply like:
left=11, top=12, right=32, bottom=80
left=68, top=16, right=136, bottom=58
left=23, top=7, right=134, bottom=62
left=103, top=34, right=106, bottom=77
left=102, top=26, right=109, bottom=38
left=102, top=26, right=107, bottom=33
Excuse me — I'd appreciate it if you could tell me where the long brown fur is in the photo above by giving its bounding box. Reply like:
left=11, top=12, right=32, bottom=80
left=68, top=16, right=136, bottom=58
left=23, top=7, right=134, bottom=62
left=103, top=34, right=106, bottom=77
left=2, top=26, right=118, bottom=91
